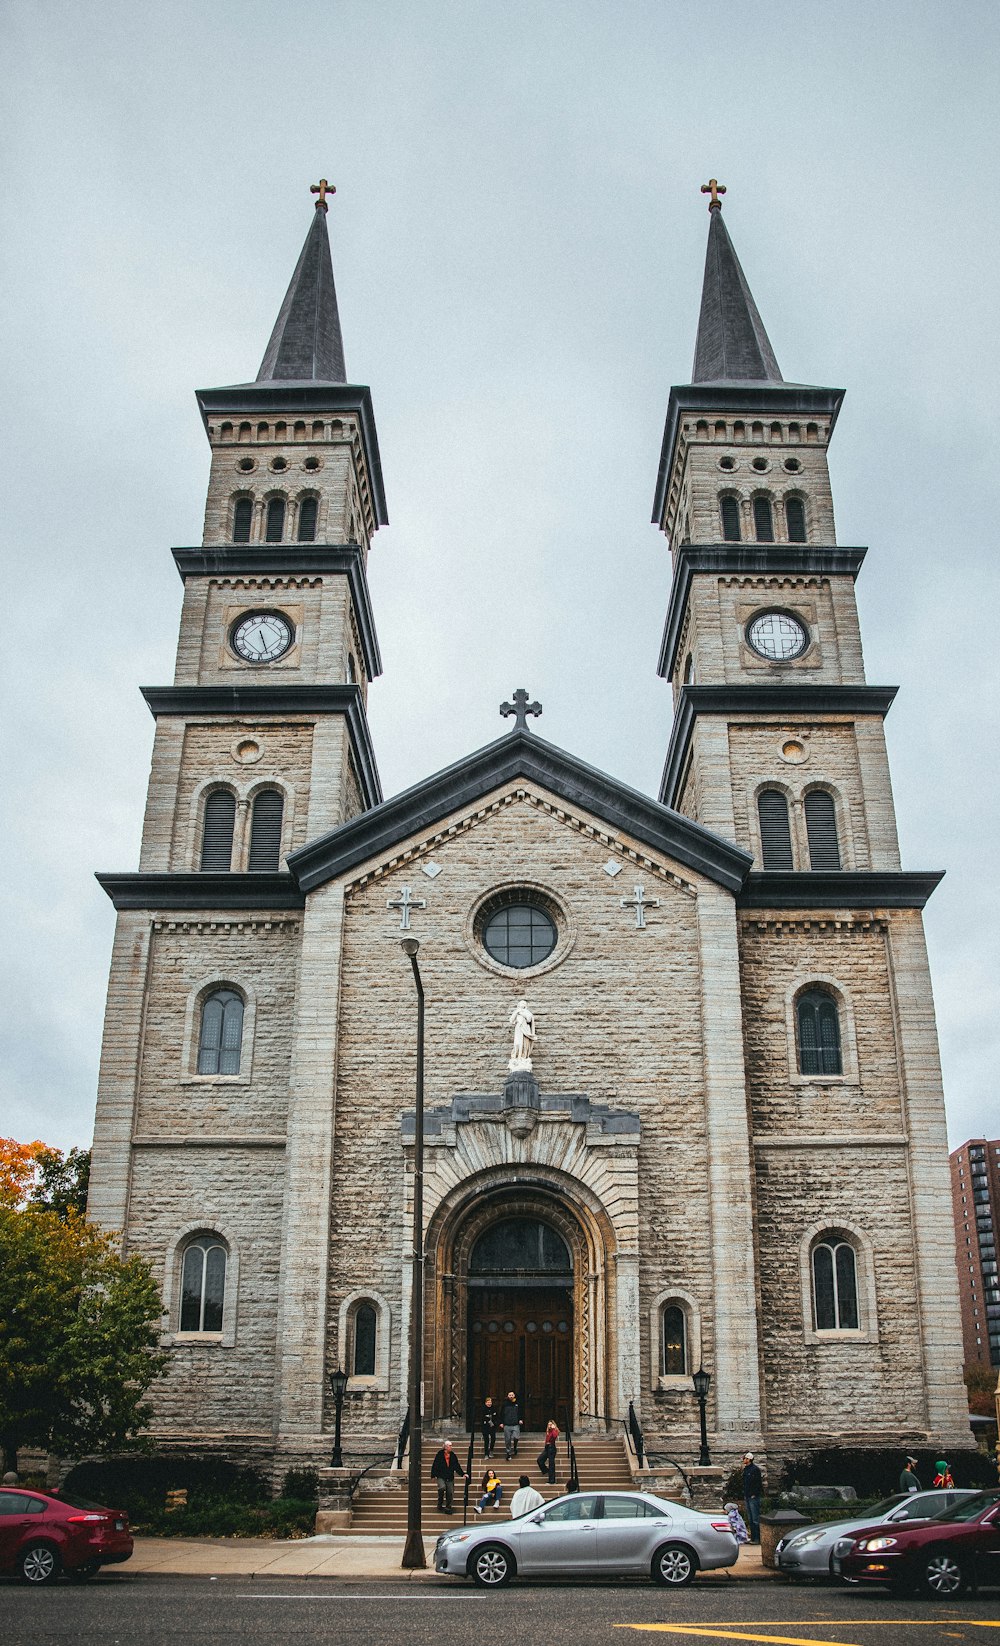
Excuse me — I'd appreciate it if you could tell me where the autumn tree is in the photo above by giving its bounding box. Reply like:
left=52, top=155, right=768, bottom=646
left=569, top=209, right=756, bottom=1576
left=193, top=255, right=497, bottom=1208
left=0, top=1137, right=91, bottom=1217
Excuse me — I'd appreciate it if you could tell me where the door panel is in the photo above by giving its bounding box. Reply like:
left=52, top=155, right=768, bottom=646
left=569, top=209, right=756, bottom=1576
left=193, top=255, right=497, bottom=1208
left=469, top=1286, right=572, bottom=1430
left=516, top=1495, right=601, bottom=1573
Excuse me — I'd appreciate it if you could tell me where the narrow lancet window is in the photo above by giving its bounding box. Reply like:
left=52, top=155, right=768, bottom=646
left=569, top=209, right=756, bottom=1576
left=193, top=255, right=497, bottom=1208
left=265, top=497, right=285, bottom=542
left=233, top=497, right=253, bottom=542
left=758, top=791, right=794, bottom=869
left=753, top=496, right=774, bottom=542
left=247, top=789, right=284, bottom=871
left=721, top=496, right=741, bottom=542
left=297, top=496, right=318, bottom=542
left=805, top=791, right=841, bottom=870
left=200, top=791, right=236, bottom=871
left=785, top=496, right=807, bottom=543
left=797, top=989, right=843, bottom=1076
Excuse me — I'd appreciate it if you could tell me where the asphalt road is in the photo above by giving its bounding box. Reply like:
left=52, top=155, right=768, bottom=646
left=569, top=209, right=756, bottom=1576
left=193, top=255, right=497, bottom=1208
left=4, top=1575, right=1000, bottom=1646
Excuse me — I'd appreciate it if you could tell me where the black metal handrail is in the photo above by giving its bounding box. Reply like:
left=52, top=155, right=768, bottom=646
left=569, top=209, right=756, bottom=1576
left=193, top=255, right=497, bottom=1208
left=461, top=1425, right=476, bottom=1524
left=345, top=1449, right=401, bottom=1501
left=394, top=1407, right=410, bottom=1469
left=626, top=1400, right=645, bottom=1467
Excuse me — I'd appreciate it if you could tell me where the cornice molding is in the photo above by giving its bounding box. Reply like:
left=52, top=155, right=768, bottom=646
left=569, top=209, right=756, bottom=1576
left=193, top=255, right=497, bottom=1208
left=657, top=544, right=868, bottom=680
left=171, top=543, right=382, bottom=680
left=736, top=870, right=943, bottom=910
left=139, top=683, right=382, bottom=810
left=96, top=872, right=305, bottom=911
left=659, top=684, right=898, bottom=808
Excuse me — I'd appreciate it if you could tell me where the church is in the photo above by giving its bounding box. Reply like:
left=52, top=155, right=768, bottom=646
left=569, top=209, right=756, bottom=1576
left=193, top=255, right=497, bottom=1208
left=87, top=179, right=970, bottom=1484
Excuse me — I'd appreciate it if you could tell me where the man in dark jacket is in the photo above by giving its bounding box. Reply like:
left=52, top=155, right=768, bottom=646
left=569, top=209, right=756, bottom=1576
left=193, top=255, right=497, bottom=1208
left=430, top=1439, right=466, bottom=1514
left=741, top=1452, right=763, bottom=1543
left=501, top=1391, right=522, bottom=1460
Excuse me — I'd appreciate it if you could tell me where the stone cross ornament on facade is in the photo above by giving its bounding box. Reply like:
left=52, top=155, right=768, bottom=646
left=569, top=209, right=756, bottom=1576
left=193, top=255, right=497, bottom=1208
left=387, top=885, right=426, bottom=931
left=500, top=688, right=542, bottom=731
left=508, top=998, right=537, bottom=1071
left=620, top=884, right=660, bottom=929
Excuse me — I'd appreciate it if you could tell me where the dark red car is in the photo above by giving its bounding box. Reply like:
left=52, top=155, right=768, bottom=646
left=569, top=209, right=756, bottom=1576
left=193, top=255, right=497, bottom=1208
left=0, top=1486, right=133, bottom=1584
left=835, top=1489, right=1000, bottom=1598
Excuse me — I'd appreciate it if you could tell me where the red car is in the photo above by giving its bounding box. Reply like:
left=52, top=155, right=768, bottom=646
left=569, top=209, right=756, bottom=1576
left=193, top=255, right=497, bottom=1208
left=0, top=1486, right=133, bottom=1584
left=835, top=1489, right=1000, bottom=1598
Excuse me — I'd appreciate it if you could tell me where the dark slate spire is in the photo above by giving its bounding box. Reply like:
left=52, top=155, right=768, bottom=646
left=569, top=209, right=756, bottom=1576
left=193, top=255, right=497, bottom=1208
left=256, top=200, right=347, bottom=384
left=691, top=205, right=782, bottom=384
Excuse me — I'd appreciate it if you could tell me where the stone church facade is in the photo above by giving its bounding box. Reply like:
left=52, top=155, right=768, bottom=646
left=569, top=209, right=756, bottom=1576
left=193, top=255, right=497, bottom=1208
left=87, top=187, right=969, bottom=1480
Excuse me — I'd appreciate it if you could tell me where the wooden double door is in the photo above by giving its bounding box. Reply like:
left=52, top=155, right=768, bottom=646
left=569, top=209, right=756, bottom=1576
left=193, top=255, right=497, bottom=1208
left=468, top=1284, right=573, bottom=1431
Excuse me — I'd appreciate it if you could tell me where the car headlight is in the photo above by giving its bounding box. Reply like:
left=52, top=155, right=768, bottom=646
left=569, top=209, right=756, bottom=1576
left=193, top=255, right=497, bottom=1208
left=786, top=1530, right=827, bottom=1550
left=858, top=1536, right=897, bottom=1552
left=440, top=1531, right=472, bottom=1545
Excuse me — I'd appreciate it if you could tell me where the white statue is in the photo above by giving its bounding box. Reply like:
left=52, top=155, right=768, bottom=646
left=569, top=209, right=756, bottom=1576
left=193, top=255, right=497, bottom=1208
left=508, top=998, right=537, bottom=1070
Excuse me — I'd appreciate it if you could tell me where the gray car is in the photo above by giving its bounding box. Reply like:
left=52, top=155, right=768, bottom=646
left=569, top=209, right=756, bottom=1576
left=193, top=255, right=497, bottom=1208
left=775, top=1490, right=979, bottom=1579
left=433, top=1488, right=738, bottom=1587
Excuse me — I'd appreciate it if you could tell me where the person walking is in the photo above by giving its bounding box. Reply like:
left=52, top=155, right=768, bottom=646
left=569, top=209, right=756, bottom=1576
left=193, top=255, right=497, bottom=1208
left=501, top=1390, right=522, bottom=1460
left=474, top=1465, right=503, bottom=1515
left=741, top=1452, right=763, bottom=1544
left=430, top=1439, right=466, bottom=1515
left=510, top=1474, right=545, bottom=1517
left=481, top=1396, right=498, bottom=1459
left=933, top=1459, right=955, bottom=1488
left=539, top=1418, right=560, bottom=1485
left=899, top=1455, right=922, bottom=1493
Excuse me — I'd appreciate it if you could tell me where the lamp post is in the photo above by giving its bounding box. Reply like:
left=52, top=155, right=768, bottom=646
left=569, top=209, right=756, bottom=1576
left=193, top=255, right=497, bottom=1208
left=692, top=1366, right=711, bottom=1467
left=400, top=936, right=426, bottom=1571
left=329, top=1367, right=349, bottom=1467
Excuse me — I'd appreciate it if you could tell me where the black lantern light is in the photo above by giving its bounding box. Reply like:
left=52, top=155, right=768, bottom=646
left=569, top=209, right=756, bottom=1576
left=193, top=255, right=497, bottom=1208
left=329, top=1366, right=349, bottom=1467
left=692, top=1366, right=711, bottom=1467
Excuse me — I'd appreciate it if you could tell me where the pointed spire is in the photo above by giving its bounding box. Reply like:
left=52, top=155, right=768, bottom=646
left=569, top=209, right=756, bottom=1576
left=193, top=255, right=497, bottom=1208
left=691, top=201, right=782, bottom=385
left=256, top=197, right=347, bottom=384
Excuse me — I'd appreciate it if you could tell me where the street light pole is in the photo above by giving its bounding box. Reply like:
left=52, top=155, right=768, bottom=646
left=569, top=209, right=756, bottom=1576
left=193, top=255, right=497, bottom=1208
left=692, top=1366, right=712, bottom=1467
left=400, top=936, right=426, bottom=1571
left=329, top=1367, right=349, bottom=1467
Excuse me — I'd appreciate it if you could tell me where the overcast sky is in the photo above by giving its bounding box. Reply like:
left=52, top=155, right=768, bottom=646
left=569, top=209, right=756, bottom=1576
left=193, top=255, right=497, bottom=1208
left=2, top=0, right=997, bottom=1154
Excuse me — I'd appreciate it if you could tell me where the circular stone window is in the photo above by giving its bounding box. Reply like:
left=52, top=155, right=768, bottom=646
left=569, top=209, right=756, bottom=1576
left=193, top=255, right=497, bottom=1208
left=718, top=455, right=736, bottom=471
left=751, top=456, right=769, bottom=472
left=469, top=885, right=572, bottom=975
left=237, top=456, right=255, bottom=472
left=270, top=456, right=288, bottom=472
left=784, top=457, right=802, bottom=472
left=483, top=901, right=556, bottom=969
left=746, top=610, right=809, bottom=661
left=303, top=455, right=322, bottom=471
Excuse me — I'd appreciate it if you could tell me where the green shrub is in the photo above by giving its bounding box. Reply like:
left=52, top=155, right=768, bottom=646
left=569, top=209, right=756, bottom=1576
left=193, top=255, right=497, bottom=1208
left=61, top=1454, right=269, bottom=1517
left=777, top=1447, right=997, bottom=1498
left=282, top=1468, right=319, bottom=1502
left=134, top=1496, right=317, bottom=1538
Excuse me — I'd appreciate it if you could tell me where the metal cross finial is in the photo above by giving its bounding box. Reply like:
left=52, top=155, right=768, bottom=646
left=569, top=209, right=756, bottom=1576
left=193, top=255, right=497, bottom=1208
left=310, top=178, right=336, bottom=212
left=387, top=885, right=426, bottom=931
left=620, top=884, right=660, bottom=930
left=701, top=178, right=726, bottom=212
left=500, top=688, right=543, bottom=732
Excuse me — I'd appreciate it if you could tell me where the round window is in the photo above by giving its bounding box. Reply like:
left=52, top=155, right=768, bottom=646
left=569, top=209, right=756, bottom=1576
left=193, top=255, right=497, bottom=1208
left=746, top=610, right=808, bottom=662
left=483, top=903, right=557, bottom=969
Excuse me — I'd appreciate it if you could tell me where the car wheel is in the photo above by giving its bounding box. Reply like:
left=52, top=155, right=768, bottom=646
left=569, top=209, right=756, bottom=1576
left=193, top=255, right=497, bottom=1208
left=469, top=1544, right=514, bottom=1588
left=652, top=1542, right=697, bottom=1587
left=921, top=1550, right=967, bottom=1599
left=19, top=1543, right=62, bottom=1585
left=68, top=1559, right=101, bottom=1583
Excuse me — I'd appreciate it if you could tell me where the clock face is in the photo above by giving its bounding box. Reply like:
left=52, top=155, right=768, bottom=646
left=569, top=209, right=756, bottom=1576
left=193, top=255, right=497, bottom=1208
left=231, top=611, right=293, bottom=664
left=747, top=610, right=808, bottom=662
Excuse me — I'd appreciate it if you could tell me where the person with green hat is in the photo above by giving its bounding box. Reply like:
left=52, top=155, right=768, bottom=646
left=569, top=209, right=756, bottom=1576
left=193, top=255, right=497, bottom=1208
left=932, top=1459, right=954, bottom=1488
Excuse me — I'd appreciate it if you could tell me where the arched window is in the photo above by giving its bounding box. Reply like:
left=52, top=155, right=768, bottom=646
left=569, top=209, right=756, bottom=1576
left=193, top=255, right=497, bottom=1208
left=353, top=1302, right=377, bottom=1376
left=682, top=654, right=694, bottom=685
left=804, top=791, right=841, bottom=869
left=720, top=495, right=741, bottom=542
left=232, top=497, right=253, bottom=542
left=265, top=496, right=285, bottom=542
left=797, top=989, right=842, bottom=1076
left=812, top=1238, right=859, bottom=1330
left=758, top=790, right=794, bottom=869
left=200, top=791, right=236, bottom=871
left=297, top=496, right=318, bottom=542
left=197, top=989, right=244, bottom=1075
left=247, top=789, right=284, bottom=871
left=660, top=1305, right=687, bottom=1375
left=180, top=1235, right=227, bottom=1333
left=785, top=496, right=807, bottom=543
left=753, top=495, right=775, bottom=542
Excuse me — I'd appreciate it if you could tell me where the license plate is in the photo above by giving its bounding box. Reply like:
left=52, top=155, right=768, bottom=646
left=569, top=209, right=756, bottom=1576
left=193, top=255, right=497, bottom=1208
left=115, top=1520, right=125, bottom=1531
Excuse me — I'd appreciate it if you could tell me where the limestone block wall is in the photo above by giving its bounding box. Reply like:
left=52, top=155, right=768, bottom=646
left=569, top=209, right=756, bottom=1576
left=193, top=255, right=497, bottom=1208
left=201, top=416, right=375, bottom=549
left=163, top=723, right=315, bottom=870
left=678, top=575, right=865, bottom=695
left=663, top=417, right=837, bottom=548
left=173, top=574, right=368, bottom=697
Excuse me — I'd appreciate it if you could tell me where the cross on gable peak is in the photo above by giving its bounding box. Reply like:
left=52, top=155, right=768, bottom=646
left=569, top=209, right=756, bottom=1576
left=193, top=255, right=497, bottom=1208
left=500, top=688, right=542, bottom=731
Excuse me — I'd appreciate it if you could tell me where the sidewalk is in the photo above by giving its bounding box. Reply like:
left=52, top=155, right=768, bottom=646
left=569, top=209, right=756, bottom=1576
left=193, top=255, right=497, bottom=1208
left=127, top=1537, right=773, bottom=1581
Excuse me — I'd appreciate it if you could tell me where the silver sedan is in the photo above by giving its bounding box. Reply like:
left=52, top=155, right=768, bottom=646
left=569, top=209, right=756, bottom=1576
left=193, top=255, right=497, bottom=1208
left=433, top=1489, right=738, bottom=1587
left=775, top=1490, right=979, bottom=1579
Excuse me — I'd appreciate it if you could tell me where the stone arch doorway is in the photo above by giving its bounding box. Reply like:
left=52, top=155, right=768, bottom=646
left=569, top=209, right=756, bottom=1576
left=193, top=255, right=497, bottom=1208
left=424, top=1173, right=618, bottom=1432
left=468, top=1216, right=573, bottom=1431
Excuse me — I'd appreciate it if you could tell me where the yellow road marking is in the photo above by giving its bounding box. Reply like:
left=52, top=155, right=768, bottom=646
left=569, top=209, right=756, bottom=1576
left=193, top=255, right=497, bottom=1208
left=616, top=1629, right=862, bottom=1645
left=615, top=1627, right=1000, bottom=1643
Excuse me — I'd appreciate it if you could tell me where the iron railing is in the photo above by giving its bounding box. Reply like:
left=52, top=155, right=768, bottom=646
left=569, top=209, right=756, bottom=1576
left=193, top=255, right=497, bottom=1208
left=394, top=1407, right=410, bottom=1469
left=626, top=1400, right=645, bottom=1467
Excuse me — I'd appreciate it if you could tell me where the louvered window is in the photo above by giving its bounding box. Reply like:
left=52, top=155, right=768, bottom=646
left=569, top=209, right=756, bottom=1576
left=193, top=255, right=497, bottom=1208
left=197, top=989, right=244, bottom=1075
left=805, top=791, right=841, bottom=869
left=353, top=1303, right=377, bottom=1376
left=812, top=1239, right=859, bottom=1330
left=753, top=496, right=775, bottom=542
left=247, top=789, right=284, bottom=871
left=758, top=790, right=794, bottom=868
left=721, top=495, right=741, bottom=542
left=265, top=496, right=285, bottom=542
left=180, top=1236, right=228, bottom=1332
left=233, top=497, right=253, bottom=542
left=797, top=989, right=843, bottom=1076
left=200, top=791, right=236, bottom=871
left=297, top=496, right=318, bottom=542
left=785, top=496, right=807, bottom=542
left=661, top=1305, right=687, bottom=1375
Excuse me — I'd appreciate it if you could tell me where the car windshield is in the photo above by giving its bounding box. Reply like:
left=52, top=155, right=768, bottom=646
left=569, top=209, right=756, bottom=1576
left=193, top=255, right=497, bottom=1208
left=48, top=1492, right=106, bottom=1511
left=865, top=1495, right=909, bottom=1517
left=929, top=1491, right=1000, bottom=1523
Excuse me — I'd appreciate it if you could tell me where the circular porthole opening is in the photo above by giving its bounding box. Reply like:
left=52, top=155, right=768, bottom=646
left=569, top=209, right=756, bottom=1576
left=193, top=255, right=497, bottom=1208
left=784, top=457, right=802, bottom=472
left=475, top=889, right=560, bottom=970
left=746, top=610, right=809, bottom=662
left=718, top=455, right=736, bottom=471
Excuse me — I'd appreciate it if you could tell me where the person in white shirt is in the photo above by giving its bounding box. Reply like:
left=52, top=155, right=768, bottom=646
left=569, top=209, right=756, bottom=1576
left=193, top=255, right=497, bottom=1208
left=509, top=1474, right=545, bottom=1518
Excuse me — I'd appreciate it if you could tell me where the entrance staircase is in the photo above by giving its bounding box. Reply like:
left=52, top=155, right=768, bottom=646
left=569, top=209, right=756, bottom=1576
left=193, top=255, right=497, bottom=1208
left=342, top=1432, right=637, bottom=1537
